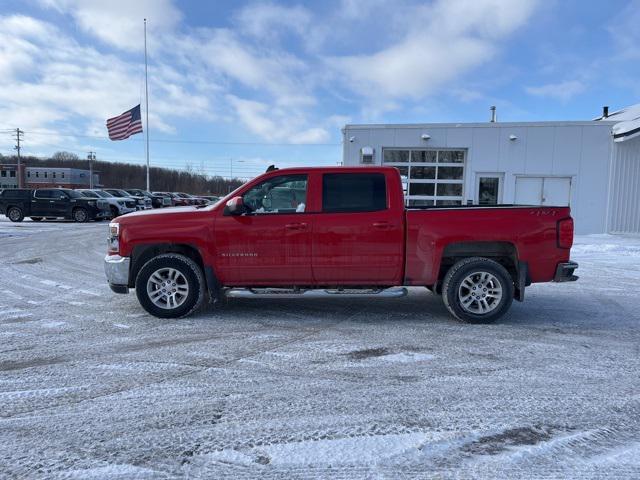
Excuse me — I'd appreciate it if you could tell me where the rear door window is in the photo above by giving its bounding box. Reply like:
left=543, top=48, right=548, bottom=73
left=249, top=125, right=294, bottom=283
left=322, top=173, right=387, bottom=213
left=34, top=190, right=54, bottom=199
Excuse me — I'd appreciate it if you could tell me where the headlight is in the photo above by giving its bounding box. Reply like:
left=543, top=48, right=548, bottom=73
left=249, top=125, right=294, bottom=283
left=108, top=222, right=120, bottom=253
left=87, top=201, right=96, bottom=206
left=117, top=200, right=125, bottom=205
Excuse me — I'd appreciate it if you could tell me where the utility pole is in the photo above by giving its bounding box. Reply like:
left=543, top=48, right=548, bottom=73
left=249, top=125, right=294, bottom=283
left=13, top=128, right=24, bottom=188
left=87, top=151, right=96, bottom=188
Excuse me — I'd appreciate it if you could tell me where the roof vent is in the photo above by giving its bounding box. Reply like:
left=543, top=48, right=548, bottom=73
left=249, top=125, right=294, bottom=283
left=602, top=106, right=609, bottom=118
left=490, top=106, right=497, bottom=123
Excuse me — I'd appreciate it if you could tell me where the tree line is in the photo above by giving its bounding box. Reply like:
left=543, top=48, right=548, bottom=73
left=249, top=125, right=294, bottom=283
left=0, top=152, right=245, bottom=195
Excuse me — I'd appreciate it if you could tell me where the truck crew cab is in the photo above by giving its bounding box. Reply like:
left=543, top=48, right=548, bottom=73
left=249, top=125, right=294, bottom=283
left=105, top=167, right=578, bottom=323
left=1, top=188, right=110, bottom=222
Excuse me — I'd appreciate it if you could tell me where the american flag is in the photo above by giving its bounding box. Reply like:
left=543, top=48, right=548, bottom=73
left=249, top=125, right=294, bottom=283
left=106, top=104, right=143, bottom=140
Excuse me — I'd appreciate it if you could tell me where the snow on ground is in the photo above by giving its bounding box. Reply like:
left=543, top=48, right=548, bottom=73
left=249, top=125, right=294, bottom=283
left=1, top=217, right=639, bottom=479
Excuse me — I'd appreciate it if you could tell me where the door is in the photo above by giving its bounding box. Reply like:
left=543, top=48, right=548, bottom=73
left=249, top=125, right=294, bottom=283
left=32, top=190, right=55, bottom=216
left=515, top=177, right=572, bottom=206
left=50, top=190, right=70, bottom=216
left=312, top=172, right=404, bottom=285
left=215, top=174, right=313, bottom=286
left=543, top=177, right=572, bottom=206
left=476, top=174, right=503, bottom=205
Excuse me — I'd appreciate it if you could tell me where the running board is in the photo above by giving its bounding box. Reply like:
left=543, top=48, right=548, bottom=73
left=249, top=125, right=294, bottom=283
left=225, top=287, right=408, bottom=299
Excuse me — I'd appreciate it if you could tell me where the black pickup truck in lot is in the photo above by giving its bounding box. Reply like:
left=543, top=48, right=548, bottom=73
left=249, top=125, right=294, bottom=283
left=0, top=188, right=111, bottom=222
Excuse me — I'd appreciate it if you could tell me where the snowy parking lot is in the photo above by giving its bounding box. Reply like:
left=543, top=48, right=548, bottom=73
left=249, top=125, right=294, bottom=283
left=1, top=217, right=640, bottom=479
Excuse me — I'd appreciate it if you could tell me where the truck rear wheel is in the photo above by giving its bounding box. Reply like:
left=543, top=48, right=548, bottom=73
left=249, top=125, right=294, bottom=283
left=7, top=207, right=24, bottom=222
left=442, top=257, right=514, bottom=323
left=135, top=254, right=205, bottom=318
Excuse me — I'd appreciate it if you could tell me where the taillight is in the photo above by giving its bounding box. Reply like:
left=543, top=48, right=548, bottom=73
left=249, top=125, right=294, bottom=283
left=557, top=218, right=574, bottom=249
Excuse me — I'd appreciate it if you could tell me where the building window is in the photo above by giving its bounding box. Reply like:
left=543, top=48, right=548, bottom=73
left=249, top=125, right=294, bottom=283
left=27, top=171, right=31, bottom=178
left=10, top=170, right=15, bottom=177
left=53, top=172, right=56, bottom=178
left=62, top=172, right=65, bottom=178
left=36, top=172, right=39, bottom=178
left=44, top=172, right=48, bottom=178
left=383, top=149, right=466, bottom=207
left=1, top=171, right=5, bottom=177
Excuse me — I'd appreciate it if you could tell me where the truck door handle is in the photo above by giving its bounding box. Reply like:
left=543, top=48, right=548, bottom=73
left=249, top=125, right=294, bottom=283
left=285, top=222, right=308, bottom=230
left=372, top=222, right=392, bottom=229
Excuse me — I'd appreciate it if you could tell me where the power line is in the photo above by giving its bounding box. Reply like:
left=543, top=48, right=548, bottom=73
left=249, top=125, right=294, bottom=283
left=3, top=128, right=342, bottom=147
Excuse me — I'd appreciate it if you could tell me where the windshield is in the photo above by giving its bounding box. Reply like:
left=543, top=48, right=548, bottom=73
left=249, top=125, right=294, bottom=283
left=67, top=190, right=83, bottom=198
left=93, top=191, right=112, bottom=198
left=78, top=190, right=99, bottom=198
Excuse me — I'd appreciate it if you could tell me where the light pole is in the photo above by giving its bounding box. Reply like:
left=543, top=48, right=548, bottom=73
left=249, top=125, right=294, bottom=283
left=87, top=151, right=96, bottom=188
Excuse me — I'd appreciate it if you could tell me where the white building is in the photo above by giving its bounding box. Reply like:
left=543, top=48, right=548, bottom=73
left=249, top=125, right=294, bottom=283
left=342, top=105, right=640, bottom=235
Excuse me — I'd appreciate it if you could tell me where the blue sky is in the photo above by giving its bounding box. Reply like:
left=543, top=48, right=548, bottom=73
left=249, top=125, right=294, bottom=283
left=0, top=0, right=639, bottom=179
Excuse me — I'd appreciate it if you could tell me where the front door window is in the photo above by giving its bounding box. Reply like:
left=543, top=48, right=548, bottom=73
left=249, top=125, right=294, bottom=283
left=243, top=175, right=307, bottom=214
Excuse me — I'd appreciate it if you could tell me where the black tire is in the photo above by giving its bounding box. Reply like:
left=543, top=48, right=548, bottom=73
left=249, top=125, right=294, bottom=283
left=72, top=207, right=89, bottom=223
left=110, top=205, right=119, bottom=218
left=7, top=207, right=24, bottom=222
left=30, top=217, right=43, bottom=222
left=135, top=254, right=205, bottom=318
left=442, top=257, right=514, bottom=324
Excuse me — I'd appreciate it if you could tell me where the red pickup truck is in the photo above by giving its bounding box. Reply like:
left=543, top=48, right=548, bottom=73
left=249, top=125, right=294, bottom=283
left=104, top=167, right=578, bottom=323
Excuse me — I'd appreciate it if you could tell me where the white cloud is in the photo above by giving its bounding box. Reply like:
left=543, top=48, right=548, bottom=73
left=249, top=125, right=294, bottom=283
left=328, top=0, right=538, bottom=99
left=37, top=0, right=182, bottom=51
left=607, top=0, right=640, bottom=60
left=227, top=95, right=329, bottom=144
left=234, top=2, right=311, bottom=41
left=0, top=14, right=211, bottom=148
left=525, top=80, right=586, bottom=102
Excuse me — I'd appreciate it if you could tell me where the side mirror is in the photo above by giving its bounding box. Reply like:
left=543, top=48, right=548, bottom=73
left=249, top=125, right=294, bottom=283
left=225, top=196, right=246, bottom=215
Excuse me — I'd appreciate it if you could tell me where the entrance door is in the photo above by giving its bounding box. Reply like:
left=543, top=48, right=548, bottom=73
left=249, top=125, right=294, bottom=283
left=515, top=177, right=572, bottom=206
left=476, top=174, right=503, bottom=205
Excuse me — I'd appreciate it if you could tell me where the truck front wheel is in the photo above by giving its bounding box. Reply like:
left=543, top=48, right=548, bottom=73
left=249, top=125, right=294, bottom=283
left=135, top=254, right=205, bottom=318
left=442, top=257, right=514, bottom=323
left=7, top=207, right=24, bottom=222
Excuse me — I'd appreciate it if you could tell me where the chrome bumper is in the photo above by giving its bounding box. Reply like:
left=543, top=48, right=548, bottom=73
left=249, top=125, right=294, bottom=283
left=104, top=255, right=130, bottom=293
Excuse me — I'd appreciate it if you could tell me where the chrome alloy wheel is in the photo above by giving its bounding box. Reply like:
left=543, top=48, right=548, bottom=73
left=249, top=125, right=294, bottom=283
left=146, top=267, right=189, bottom=309
left=458, top=271, right=503, bottom=314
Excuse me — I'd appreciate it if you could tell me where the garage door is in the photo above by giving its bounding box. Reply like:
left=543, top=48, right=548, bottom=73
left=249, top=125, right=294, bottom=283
left=515, top=177, right=572, bottom=206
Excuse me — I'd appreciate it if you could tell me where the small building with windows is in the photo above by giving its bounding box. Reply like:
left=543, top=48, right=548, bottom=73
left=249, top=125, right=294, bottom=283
left=342, top=104, right=640, bottom=235
left=25, top=167, right=100, bottom=189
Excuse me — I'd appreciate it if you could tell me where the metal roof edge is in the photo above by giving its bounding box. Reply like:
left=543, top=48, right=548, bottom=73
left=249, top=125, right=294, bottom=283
left=344, top=121, right=617, bottom=129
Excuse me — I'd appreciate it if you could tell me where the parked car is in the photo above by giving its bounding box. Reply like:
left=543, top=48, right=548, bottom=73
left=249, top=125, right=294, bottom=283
left=199, top=195, right=221, bottom=204
left=152, top=192, right=190, bottom=207
left=103, top=189, right=151, bottom=210
left=76, top=189, right=137, bottom=218
left=151, top=191, right=176, bottom=206
left=1, top=188, right=110, bottom=222
left=125, top=189, right=171, bottom=208
left=105, top=166, right=578, bottom=321
left=173, top=192, right=204, bottom=206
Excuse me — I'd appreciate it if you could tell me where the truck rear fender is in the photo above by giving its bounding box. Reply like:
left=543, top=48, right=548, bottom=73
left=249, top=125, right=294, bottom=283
left=435, top=241, right=527, bottom=298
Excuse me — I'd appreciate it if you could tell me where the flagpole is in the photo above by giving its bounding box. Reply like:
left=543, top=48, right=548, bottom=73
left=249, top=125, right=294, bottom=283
left=144, top=18, right=150, bottom=191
